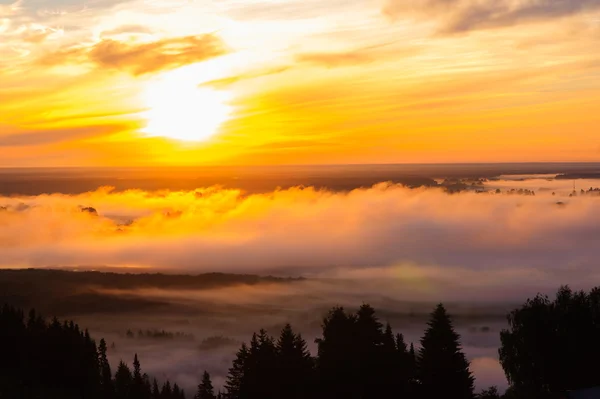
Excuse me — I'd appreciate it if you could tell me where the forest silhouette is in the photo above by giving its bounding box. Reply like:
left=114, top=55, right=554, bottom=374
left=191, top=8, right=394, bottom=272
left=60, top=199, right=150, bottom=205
left=0, top=285, right=595, bottom=399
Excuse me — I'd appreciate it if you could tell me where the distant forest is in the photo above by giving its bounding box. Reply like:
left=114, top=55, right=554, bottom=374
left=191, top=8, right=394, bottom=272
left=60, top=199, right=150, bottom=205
left=2, top=285, right=599, bottom=398
left=0, top=269, right=302, bottom=315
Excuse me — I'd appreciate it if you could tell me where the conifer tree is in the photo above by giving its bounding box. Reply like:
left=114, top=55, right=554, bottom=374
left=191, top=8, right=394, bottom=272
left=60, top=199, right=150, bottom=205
left=196, top=371, right=216, bottom=399
left=98, top=338, right=115, bottom=398
left=132, top=354, right=144, bottom=399
left=115, top=361, right=133, bottom=399
left=418, top=304, right=474, bottom=399
left=161, top=380, right=173, bottom=398
left=395, top=333, right=418, bottom=397
left=224, top=343, right=249, bottom=399
left=380, top=323, right=400, bottom=397
left=408, top=342, right=416, bottom=369
left=316, top=307, right=358, bottom=399
left=152, top=378, right=161, bottom=399
left=143, top=373, right=152, bottom=398
left=248, top=329, right=277, bottom=399
left=355, top=304, right=387, bottom=398
left=275, top=324, right=314, bottom=399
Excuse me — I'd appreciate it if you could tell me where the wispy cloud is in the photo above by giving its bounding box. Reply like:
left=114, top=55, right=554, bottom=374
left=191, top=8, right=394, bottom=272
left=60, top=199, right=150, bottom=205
left=0, top=123, right=135, bottom=146
left=40, top=34, right=226, bottom=75
left=296, top=51, right=374, bottom=67
left=384, top=0, right=600, bottom=33
left=200, top=66, right=291, bottom=89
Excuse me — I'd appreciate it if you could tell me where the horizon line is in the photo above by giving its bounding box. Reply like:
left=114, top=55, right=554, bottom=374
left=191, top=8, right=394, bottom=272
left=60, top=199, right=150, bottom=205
left=2, top=161, right=600, bottom=170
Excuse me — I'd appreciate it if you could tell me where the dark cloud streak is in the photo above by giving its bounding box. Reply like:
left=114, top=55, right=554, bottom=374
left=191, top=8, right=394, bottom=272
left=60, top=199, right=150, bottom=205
left=39, top=34, right=226, bottom=75
left=384, top=0, right=600, bottom=33
left=0, top=124, right=132, bottom=147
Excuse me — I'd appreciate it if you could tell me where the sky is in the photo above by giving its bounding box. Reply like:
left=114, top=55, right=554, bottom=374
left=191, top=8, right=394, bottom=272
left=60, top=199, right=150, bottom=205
left=1, top=0, right=600, bottom=166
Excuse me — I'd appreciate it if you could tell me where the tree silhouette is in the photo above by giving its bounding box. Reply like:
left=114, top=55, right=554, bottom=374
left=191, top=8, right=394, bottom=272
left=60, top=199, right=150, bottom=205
left=380, top=323, right=400, bottom=397
left=196, top=371, right=216, bottom=399
left=478, top=386, right=501, bottom=398
left=224, top=342, right=249, bottom=399
left=354, top=304, right=387, bottom=398
left=245, top=329, right=277, bottom=399
left=499, top=286, right=600, bottom=398
left=152, top=378, right=161, bottom=399
left=274, top=323, right=314, bottom=399
left=132, top=354, right=145, bottom=399
left=99, top=338, right=115, bottom=398
left=316, top=306, right=358, bottom=398
left=161, top=380, right=172, bottom=398
left=395, top=332, right=416, bottom=397
left=173, top=383, right=182, bottom=399
left=418, top=304, right=475, bottom=399
left=0, top=304, right=187, bottom=399
left=143, top=373, right=152, bottom=398
left=18, top=295, right=600, bottom=399
left=115, top=361, right=133, bottom=399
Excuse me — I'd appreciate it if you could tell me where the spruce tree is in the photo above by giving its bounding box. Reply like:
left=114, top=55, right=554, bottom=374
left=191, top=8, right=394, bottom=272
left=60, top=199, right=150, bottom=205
left=98, top=338, right=115, bottom=398
left=395, top=333, right=416, bottom=397
left=380, top=323, right=400, bottom=397
left=114, top=361, right=133, bottom=399
left=249, top=329, right=277, bottom=399
left=196, top=371, right=216, bottom=399
left=355, top=304, right=387, bottom=398
left=152, top=378, right=161, bottom=399
left=316, top=306, right=358, bottom=399
left=275, top=324, right=314, bottom=399
left=162, top=380, right=173, bottom=398
left=224, top=342, right=249, bottom=399
left=418, top=304, right=474, bottom=399
left=132, top=353, right=144, bottom=399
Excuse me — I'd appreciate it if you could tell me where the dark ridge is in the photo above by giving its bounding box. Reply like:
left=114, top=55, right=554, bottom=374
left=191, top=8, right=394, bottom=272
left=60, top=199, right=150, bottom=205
left=555, top=172, right=600, bottom=179
left=2, top=163, right=600, bottom=195
left=0, top=269, right=304, bottom=316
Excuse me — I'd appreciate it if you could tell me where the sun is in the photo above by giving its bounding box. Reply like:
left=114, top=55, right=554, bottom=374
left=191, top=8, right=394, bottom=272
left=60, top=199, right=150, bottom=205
left=141, top=68, right=232, bottom=142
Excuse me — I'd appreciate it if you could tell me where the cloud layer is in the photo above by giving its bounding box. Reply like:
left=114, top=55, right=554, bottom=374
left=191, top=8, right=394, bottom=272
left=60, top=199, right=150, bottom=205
left=2, top=182, right=600, bottom=300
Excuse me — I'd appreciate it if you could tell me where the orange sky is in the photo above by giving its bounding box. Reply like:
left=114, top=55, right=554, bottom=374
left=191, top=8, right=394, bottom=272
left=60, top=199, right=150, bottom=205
left=1, top=0, right=600, bottom=166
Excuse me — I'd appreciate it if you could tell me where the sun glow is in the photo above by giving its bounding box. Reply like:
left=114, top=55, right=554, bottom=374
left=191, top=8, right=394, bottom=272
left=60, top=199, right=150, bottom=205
left=141, top=67, right=233, bottom=142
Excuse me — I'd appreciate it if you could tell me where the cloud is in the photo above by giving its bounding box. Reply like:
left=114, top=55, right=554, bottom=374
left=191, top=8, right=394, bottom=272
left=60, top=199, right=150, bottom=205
left=383, top=0, right=600, bottom=33
left=296, top=51, right=374, bottom=67
left=100, top=24, right=156, bottom=39
left=200, top=66, right=291, bottom=89
left=40, top=34, right=226, bottom=75
left=295, top=41, right=418, bottom=68
left=223, top=0, right=356, bottom=21
left=0, top=123, right=134, bottom=146
left=249, top=139, right=335, bottom=151
left=1, top=182, right=600, bottom=301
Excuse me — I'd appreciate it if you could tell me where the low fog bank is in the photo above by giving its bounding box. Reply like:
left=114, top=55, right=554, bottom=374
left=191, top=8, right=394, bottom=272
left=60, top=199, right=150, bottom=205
left=0, top=268, right=562, bottom=393
left=1, top=180, right=600, bottom=279
left=73, top=279, right=511, bottom=394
